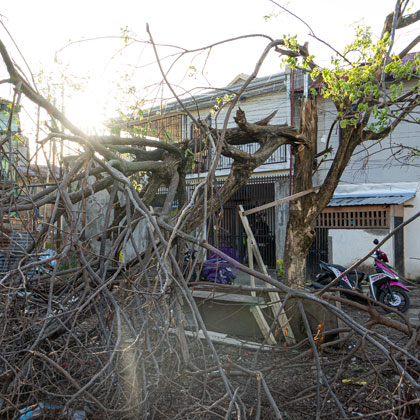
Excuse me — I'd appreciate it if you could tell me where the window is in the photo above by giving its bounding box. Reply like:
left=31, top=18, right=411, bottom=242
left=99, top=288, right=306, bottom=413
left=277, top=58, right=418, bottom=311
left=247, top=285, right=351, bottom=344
left=316, top=206, right=389, bottom=229
left=129, top=114, right=187, bottom=142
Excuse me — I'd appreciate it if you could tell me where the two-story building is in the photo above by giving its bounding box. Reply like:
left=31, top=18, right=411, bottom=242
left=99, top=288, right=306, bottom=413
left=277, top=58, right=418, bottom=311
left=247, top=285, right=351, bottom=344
left=115, top=72, right=296, bottom=269
left=115, top=67, right=420, bottom=279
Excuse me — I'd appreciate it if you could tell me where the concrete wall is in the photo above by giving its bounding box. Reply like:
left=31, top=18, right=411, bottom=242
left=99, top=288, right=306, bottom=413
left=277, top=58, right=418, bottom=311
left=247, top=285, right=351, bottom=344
left=122, top=218, right=149, bottom=262
left=329, top=221, right=420, bottom=279
left=76, top=177, right=150, bottom=261
left=329, top=229, right=392, bottom=269
left=404, top=193, right=420, bottom=279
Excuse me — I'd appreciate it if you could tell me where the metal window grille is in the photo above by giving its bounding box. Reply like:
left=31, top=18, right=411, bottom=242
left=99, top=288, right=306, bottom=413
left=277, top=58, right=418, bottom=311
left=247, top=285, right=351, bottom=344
left=306, top=227, right=329, bottom=278
left=316, top=206, right=389, bottom=229
left=129, top=114, right=187, bottom=142
left=189, top=122, right=287, bottom=173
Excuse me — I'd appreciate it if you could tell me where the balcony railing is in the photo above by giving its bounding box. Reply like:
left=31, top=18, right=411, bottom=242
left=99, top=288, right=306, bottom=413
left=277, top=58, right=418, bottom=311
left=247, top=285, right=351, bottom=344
left=127, top=114, right=187, bottom=143
left=218, top=143, right=287, bottom=170
left=189, top=143, right=287, bottom=174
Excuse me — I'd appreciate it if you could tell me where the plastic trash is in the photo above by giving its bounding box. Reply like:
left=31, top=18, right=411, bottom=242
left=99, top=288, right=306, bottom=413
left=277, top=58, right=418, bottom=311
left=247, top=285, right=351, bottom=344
left=39, top=249, right=57, bottom=267
left=18, top=402, right=86, bottom=420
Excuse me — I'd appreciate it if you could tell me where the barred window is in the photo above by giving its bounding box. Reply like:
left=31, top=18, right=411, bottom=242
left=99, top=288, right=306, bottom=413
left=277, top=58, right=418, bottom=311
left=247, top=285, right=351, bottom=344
left=129, top=114, right=187, bottom=142
left=316, top=206, right=389, bottom=229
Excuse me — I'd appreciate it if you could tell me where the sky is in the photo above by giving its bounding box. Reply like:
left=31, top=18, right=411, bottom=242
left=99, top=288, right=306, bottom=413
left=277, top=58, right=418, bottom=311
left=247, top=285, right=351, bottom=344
left=1, top=0, right=419, bottom=134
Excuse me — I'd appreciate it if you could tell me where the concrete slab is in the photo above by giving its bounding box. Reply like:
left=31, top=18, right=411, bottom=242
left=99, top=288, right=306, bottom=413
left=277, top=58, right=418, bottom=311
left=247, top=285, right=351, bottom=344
left=233, top=267, right=278, bottom=287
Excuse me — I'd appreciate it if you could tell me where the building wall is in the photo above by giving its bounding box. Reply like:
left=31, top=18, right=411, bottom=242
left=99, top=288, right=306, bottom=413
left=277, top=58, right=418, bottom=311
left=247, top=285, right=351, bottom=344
left=404, top=193, right=420, bottom=279
left=312, top=81, right=420, bottom=279
left=113, top=71, right=420, bottom=276
left=189, top=89, right=290, bottom=130
left=329, top=229, right=392, bottom=269
left=187, top=89, right=292, bottom=175
left=188, top=88, right=292, bottom=264
left=327, top=182, right=420, bottom=279
left=316, top=81, right=420, bottom=186
left=80, top=179, right=150, bottom=260
left=329, top=213, right=420, bottom=280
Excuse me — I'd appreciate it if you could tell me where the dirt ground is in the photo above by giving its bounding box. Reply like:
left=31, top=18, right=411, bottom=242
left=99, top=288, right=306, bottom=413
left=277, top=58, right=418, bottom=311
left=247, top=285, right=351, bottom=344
left=163, top=284, right=420, bottom=419
left=2, top=278, right=419, bottom=420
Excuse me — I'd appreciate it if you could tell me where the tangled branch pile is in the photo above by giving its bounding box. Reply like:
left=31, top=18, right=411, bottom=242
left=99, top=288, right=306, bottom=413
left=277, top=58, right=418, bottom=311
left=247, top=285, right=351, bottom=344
left=1, top=3, right=420, bottom=417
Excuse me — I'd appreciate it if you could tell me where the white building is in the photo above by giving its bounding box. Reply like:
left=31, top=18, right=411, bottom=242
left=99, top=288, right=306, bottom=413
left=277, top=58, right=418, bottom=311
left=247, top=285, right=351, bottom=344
left=115, top=67, right=420, bottom=279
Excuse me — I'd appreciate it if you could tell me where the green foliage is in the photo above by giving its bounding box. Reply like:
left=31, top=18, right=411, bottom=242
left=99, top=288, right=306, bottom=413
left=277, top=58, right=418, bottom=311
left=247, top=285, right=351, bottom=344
left=188, top=66, right=197, bottom=78
left=183, top=147, right=196, bottom=171
left=305, top=27, right=417, bottom=133
left=184, top=147, right=194, bottom=157
left=12, top=132, right=24, bottom=145
left=367, top=105, right=391, bottom=133
left=120, top=26, right=131, bottom=45
left=276, top=259, right=284, bottom=277
left=263, top=13, right=276, bottom=22
left=210, top=94, right=235, bottom=116
left=313, top=26, right=392, bottom=107
left=132, top=179, right=143, bottom=192
left=279, top=21, right=418, bottom=143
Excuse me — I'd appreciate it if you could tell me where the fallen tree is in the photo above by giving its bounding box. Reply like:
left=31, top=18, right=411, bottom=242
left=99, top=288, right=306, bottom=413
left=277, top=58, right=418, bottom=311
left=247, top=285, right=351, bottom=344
left=0, top=1, right=420, bottom=418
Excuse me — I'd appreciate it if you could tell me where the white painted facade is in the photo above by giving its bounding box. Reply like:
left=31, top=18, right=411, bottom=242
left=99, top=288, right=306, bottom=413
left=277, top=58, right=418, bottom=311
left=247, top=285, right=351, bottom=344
left=404, top=192, right=420, bottom=278
left=329, top=182, right=420, bottom=279
left=316, top=81, right=420, bottom=186
left=313, top=77, right=420, bottom=279
left=113, top=69, right=420, bottom=277
left=186, top=88, right=292, bottom=178
left=329, top=229, right=392, bottom=269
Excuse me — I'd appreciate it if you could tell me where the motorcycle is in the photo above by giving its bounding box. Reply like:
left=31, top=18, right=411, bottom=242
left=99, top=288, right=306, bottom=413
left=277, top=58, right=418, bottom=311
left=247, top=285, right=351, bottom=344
left=184, top=247, right=238, bottom=285
left=311, top=239, right=410, bottom=313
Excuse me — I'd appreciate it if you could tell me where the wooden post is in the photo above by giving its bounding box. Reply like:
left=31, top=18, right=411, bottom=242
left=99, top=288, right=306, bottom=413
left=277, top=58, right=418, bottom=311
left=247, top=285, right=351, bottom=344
left=335, top=291, right=345, bottom=341
left=239, top=205, right=296, bottom=345
left=247, top=236, right=277, bottom=345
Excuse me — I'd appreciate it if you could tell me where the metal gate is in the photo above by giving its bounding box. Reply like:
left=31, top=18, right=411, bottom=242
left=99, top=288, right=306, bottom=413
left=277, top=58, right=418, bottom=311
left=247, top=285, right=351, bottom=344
left=153, top=175, right=284, bottom=268
left=306, top=227, right=329, bottom=279
left=209, top=178, right=277, bottom=268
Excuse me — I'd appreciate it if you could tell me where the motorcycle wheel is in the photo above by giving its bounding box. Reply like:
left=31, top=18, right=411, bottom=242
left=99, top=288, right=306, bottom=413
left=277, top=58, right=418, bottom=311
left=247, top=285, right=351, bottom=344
left=378, top=286, right=410, bottom=313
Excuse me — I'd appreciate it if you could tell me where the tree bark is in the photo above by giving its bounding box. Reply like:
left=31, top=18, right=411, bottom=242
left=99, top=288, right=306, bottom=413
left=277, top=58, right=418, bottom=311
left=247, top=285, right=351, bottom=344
left=282, top=100, right=367, bottom=288
left=283, top=99, right=318, bottom=288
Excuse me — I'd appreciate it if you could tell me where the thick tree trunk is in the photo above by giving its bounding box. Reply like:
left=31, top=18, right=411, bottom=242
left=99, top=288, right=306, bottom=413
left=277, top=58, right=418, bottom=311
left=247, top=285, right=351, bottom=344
left=283, top=217, right=315, bottom=288
left=283, top=98, right=365, bottom=288
left=283, top=99, right=318, bottom=288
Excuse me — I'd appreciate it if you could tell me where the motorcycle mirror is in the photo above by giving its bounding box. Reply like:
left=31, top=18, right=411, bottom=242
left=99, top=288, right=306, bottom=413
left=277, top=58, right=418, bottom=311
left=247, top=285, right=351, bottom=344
left=373, top=239, right=379, bottom=245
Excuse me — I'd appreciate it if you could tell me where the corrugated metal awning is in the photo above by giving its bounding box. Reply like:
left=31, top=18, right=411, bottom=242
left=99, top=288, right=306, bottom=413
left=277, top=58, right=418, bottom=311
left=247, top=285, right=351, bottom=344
left=328, top=191, right=415, bottom=207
